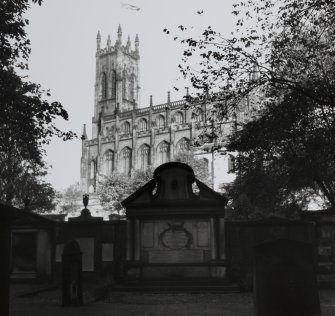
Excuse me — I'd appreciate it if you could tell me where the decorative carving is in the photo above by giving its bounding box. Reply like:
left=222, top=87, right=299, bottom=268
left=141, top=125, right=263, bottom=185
left=159, top=222, right=192, bottom=249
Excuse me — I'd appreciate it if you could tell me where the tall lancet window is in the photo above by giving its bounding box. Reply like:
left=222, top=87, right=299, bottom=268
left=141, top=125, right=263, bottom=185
left=156, top=115, right=165, bottom=129
left=121, top=147, right=132, bottom=175
left=111, top=70, right=117, bottom=98
left=139, top=144, right=150, bottom=170
left=103, top=150, right=114, bottom=175
left=157, top=141, right=170, bottom=165
left=129, top=74, right=135, bottom=101
left=173, top=111, right=183, bottom=124
left=122, top=70, right=127, bottom=99
left=90, top=160, right=95, bottom=179
left=176, top=138, right=190, bottom=154
left=122, top=121, right=131, bottom=135
left=101, top=72, right=107, bottom=99
left=138, top=118, right=148, bottom=132
left=192, top=108, right=203, bottom=122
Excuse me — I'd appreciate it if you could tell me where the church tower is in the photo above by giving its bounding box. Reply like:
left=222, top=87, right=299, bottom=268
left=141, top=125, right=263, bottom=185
left=92, top=25, right=140, bottom=138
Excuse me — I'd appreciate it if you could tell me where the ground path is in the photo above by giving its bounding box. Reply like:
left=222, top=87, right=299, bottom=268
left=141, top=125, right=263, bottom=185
left=10, top=287, right=335, bottom=316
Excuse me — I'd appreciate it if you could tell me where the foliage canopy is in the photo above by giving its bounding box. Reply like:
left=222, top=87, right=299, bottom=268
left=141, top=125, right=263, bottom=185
left=167, top=0, right=335, bottom=212
left=0, top=0, right=75, bottom=206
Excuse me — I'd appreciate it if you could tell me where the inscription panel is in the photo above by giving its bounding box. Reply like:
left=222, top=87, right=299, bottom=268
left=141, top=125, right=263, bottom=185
left=102, top=243, right=114, bottom=261
left=76, top=237, right=94, bottom=271
left=197, top=221, right=209, bottom=247
left=148, top=249, right=204, bottom=263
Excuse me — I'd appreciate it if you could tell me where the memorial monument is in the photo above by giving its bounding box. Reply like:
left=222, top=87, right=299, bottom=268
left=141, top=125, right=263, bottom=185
left=122, top=162, right=227, bottom=281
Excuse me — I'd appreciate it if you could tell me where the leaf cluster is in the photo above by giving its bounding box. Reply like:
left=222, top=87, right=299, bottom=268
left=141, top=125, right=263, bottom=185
left=0, top=0, right=76, bottom=206
left=97, top=168, right=154, bottom=215
left=167, top=0, right=335, bottom=213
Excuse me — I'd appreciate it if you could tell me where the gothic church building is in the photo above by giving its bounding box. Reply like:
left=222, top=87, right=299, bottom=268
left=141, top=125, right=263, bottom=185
left=80, top=26, right=242, bottom=194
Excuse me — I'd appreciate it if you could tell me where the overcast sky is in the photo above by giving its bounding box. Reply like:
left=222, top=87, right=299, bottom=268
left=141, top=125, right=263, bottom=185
left=25, top=0, right=235, bottom=191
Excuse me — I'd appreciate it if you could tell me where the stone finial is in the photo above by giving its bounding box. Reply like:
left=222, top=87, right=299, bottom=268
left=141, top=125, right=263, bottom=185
left=126, top=35, right=131, bottom=51
left=107, top=34, right=111, bottom=49
left=117, top=24, right=122, bottom=40
left=167, top=91, right=171, bottom=103
left=150, top=95, right=153, bottom=107
left=97, top=30, right=101, bottom=50
left=185, top=87, right=189, bottom=96
left=135, top=34, right=139, bottom=49
left=83, top=194, right=89, bottom=208
left=82, top=124, right=87, bottom=140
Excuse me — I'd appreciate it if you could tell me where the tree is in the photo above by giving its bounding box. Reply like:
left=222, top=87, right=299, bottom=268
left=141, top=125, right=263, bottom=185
left=10, top=164, right=57, bottom=213
left=173, top=150, right=211, bottom=187
left=97, top=168, right=154, bottom=215
left=166, top=1, right=335, bottom=210
left=0, top=0, right=76, bottom=206
left=226, top=89, right=335, bottom=211
left=56, top=183, right=82, bottom=215
left=168, top=1, right=335, bottom=106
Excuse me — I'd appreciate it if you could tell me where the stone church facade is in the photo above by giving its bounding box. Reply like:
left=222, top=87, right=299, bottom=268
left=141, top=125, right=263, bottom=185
left=80, top=26, right=247, bottom=195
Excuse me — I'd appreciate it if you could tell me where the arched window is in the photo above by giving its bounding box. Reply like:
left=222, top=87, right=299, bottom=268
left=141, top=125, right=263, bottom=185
left=138, top=118, right=148, bottom=132
left=111, top=70, right=117, bottom=98
left=173, top=111, right=183, bottom=124
left=156, top=115, right=165, bottom=129
left=89, top=185, right=95, bottom=193
left=120, top=147, right=132, bottom=175
left=90, top=160, right=95, bottom=179
left=176, top=138, right=190, bottom=154
left=129, top=74, right=135, bottom=101
left=101, top=72, right=107, bottom=99
left=139, top=144, right=150, bottom=170
left=192, top=108, right=203, bottom=122
left=228, top=154, right=235, bottom=172
left=157, top=141, right=170, bottom=165
left=202, top=158, right=209, bottom=173
left=102, top=150, right=114, bottom=175
left=122, top=121, right=131, bottom=135
left=122, top=70, right=127, bottom=99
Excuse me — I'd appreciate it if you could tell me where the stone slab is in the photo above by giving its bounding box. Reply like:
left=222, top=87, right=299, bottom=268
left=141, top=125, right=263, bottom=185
left=254, top=239, right=321, bottom=316
left=148, top=250, right=203, bottom=263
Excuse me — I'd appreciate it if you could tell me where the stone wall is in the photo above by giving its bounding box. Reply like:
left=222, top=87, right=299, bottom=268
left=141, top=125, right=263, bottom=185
left=225, top=218, right=316, bottom=290
left=225, top=215, right=335, bottom=290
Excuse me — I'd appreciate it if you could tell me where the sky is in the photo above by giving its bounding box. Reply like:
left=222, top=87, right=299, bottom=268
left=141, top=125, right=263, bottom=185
left=25, top=0, right=236, bottom=191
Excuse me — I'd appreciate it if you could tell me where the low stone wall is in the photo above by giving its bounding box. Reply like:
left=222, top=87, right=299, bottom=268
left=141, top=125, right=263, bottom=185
left=54, top=220, right=126, bottom=283
left=302, top=212, right=335, bottom=288
left=225, top=218, right=316, bottom=290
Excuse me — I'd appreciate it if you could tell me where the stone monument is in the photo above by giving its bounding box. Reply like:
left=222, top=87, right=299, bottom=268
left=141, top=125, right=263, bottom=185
left=122, top=162, right=227, bottom=281
left=253, top=239, right=321, bottom=316
left=62, top=239, right=83, bottom=306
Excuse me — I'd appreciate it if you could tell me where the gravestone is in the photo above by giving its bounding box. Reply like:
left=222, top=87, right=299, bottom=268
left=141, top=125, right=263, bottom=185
left=254, top=239, right=321, bottom=316
left=62, top=240, right=83, bottom=306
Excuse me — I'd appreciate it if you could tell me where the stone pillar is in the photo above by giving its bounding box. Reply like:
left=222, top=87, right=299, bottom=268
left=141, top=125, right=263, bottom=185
left=150, top=128, right=155, bottom=167
left=126, top=219, right=132, bottom=261
left=115, top=107, right=120, bottom=169
left=149, top=95, right=153, bottom=129
left=132, top=108, right=137, bottom=170
left=134, top=219, right=141, bottom=261
left=219, top=218, right=226, bottom=260
left=210, top=217, right=217, bottom=260
left=170, top=126, right=174, bottom=160
left=0, top=217, right=12, bottom=316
